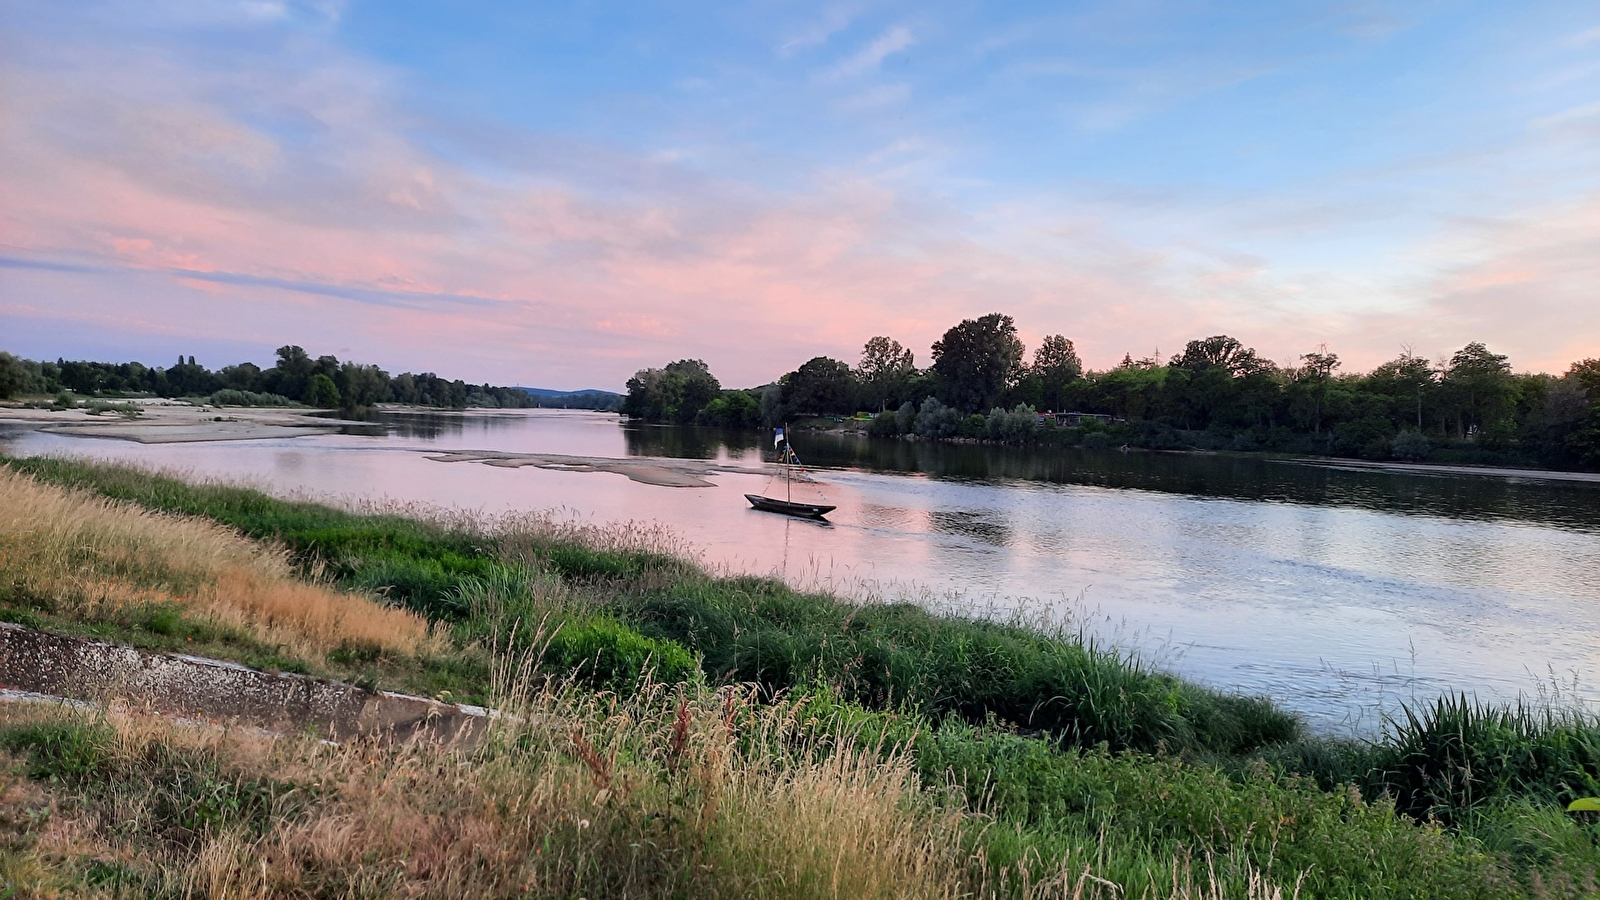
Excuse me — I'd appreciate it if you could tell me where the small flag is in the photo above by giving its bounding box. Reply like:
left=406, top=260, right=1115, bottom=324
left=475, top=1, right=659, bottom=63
left=773, top=427, right=785, bottom=447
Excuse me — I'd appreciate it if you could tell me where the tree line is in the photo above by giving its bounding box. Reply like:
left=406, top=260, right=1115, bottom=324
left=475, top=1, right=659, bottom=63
left=623, top=313, right=1600, bottom=470
left=0, top=346, right=545, bottom=411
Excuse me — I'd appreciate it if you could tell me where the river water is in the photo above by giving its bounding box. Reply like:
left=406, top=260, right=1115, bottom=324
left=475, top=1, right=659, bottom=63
left=6, top=408, right=1599, bottom=732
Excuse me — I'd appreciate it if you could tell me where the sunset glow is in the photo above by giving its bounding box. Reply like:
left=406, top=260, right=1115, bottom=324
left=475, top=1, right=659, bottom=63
left=2, top=1, right=1597, bottom=387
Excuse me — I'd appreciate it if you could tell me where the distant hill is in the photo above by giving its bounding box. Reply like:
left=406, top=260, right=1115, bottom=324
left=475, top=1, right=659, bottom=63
left=516, top=387, right=623, bottom=411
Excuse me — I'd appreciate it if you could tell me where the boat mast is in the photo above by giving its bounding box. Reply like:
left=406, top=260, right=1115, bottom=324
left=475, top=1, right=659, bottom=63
left=784, top=423, right=791, bottom=501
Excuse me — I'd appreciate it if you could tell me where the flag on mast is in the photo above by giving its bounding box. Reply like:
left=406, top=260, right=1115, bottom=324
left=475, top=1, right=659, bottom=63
left=773, top=427, right=785, bottom=447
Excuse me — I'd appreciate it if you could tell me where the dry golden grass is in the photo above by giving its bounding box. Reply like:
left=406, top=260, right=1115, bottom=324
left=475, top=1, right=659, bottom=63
left=0, top=680, right=1300, bottom=900
left=0, top=466, right=436, bottom=659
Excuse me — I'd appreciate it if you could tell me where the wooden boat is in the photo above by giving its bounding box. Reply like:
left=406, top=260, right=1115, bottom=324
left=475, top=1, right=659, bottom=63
left=743, top=494, right=836, bottom=519
left=746, top=426, right=835, bottom=519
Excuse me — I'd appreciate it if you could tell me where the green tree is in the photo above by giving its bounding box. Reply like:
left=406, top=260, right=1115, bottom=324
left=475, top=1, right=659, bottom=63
left=1368, top=350, right=1435, bottom=431
left=0, top=351, right=27, bottom=399
left=1029, top=334, right=1082, bottom=411
left=696, top=390, right=761, bottom=428
left=1166, top=335, right=1275, bottom=430
left=307, top=373, right=342, bottom=409
left=931, top=313, right=1024, bottom=412
left=1288, top=346, right=1341, bottom=435
left=623, top=359, right=721, bottom=424
left=266, top=345, right=315, bottom=401
left=1088, top=362, right=1167, bottom=421
left=1567, top=358, right=1600, bottom=396
left=338, top=362, right=390, bottom=409
left=1440, top=342, right=1513, bottom=442
left=783, top=356, right=857, bottom=416
left=856, top=336, right=915, bottom=411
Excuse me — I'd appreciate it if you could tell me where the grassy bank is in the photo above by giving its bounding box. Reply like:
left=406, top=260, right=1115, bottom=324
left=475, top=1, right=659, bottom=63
left=2, top=455, right=1598, bottom=897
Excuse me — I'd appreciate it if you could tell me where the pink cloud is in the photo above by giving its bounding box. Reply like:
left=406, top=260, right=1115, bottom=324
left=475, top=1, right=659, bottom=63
left=2, top=11, right=1596, bottom=391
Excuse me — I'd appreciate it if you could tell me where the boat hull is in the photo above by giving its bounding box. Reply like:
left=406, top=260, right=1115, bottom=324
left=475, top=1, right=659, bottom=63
left=744, top=493, right=836, bottom=519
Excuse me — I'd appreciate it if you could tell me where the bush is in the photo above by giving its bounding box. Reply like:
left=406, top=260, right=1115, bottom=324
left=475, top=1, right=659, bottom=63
left=894, top=401, right=916, bottom=433
left=986, top=404, right=1038, bottom=443
left=84, top=400, right=141, bottom=417
left=868, top=410, right=900, bottom=436
left=1081, top=431, right=1115, bottom=450
left=209, top=389, right=297, bottom=407
left=913, top=398, right=961, bottom=438
left=543, top=615, right=698, bottom=691
left=1392, top=429, right=1432, bottom=461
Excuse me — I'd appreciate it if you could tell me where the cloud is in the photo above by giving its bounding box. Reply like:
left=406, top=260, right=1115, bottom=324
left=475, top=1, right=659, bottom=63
left=778, top=5, right=857, bottom=57
left=824, top=25, right=914, bottom=81
left=2, top=0, right=1596, bottom=391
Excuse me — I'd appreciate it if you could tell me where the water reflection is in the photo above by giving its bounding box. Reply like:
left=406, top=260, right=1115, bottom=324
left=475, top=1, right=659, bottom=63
left=622, top=423, right=764, bottom=461
left=788, top=432, right=1600, bottom=532
left=332, top=409, right=516, bottom=441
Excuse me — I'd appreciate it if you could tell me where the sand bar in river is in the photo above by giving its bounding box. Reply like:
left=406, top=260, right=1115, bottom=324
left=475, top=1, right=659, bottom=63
left=427, top=450, right=767, bottom=488
left=0, top=401, right=345, bottom=443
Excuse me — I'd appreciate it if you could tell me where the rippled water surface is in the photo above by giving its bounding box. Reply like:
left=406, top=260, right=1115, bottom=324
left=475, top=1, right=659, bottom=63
left=6, top=409, right=1599, bottom=731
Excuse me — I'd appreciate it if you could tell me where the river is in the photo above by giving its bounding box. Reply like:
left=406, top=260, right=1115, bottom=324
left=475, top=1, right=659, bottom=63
left=6, top=408, right=1599, bottom=732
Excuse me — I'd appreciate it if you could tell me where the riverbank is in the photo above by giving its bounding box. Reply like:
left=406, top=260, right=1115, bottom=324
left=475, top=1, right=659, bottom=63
left=2, top=455, right=1599, bottom=896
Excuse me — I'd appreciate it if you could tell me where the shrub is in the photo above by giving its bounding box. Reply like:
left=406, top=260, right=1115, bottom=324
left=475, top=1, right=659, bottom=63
left=894, top=400, right=916, bottom=433
left=209, top=389, right=296, bottom=407
left=1392, top=429, right=1433, bottom=461
left=84, top=399, right=141, bottom=417
left=1081, top=431, right=1115, bottom=450
left=913, top=398, right=960, bottom=438
left=986, top=404, right=1038, bottom=443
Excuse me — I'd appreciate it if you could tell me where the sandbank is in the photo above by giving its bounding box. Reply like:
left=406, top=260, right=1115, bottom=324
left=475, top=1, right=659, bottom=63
left=0, top=401, right=346, bottom=443
left=427, top=450, right=767, bottom=488
left=1288, top=457, right=1600, bottom=484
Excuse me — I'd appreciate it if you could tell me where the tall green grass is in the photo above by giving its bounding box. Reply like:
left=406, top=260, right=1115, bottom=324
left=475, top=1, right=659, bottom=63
left=623, top=574, right=1296, bottom=755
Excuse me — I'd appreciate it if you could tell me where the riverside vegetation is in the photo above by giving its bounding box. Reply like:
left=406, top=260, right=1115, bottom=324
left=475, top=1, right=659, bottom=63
left=623, top=317, right=1600, bottom=470
left=2, top=457, right=1599, bottom=897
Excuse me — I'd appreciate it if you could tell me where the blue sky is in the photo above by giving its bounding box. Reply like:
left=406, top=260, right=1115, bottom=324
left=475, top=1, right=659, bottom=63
left=1, top=0, right=1596, bottom=388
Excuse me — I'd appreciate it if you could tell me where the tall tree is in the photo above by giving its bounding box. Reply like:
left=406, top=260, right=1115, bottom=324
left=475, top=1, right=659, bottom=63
left=1290, top=346, right=1341, bottom=434
left=0, top=352, right=26, bottom=399
left=267, top=345, right=315, bottom=402
left=1440, top=342, right=1513, bottom=440
left=1030, top=334, right=1082, bottom=411
left=783, top=356, right=858, bottom=416
left=856, top=336, right=915, bottom=411
left=1166, top=335, right=1276, bottom=429
left=931, top=313, right=1024, bottom=412
left=1369, top=349, right=1434, bottom=430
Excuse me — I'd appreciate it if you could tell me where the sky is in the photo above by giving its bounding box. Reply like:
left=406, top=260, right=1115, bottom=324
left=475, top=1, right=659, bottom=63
left=1, top=1, right=1597, bottom=390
